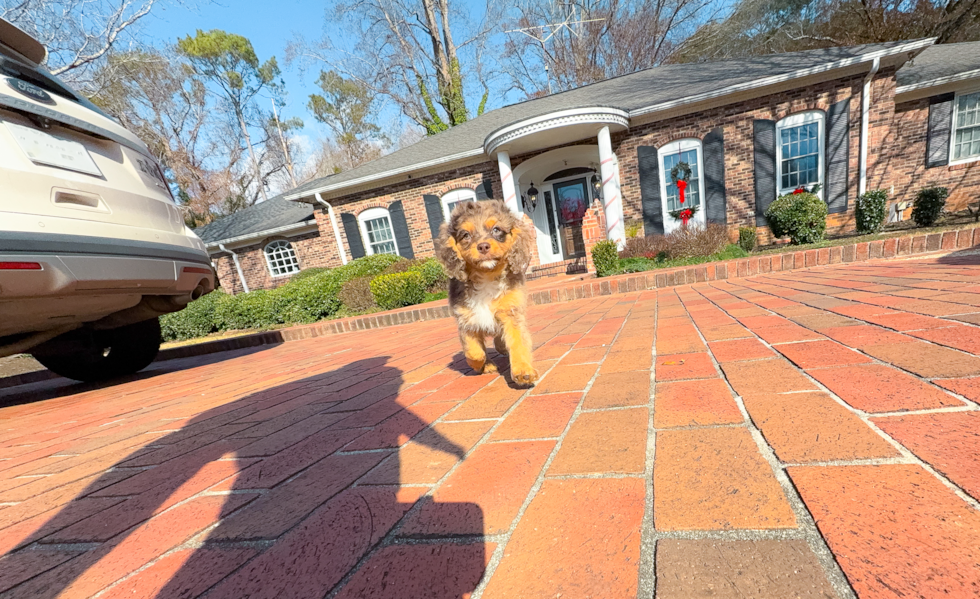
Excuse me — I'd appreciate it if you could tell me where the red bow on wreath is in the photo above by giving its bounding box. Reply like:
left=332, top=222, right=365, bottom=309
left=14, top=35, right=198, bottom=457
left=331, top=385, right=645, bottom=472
left=677, top=179, right=688, bottom=205
left=679, top=208, right=694, bottom=226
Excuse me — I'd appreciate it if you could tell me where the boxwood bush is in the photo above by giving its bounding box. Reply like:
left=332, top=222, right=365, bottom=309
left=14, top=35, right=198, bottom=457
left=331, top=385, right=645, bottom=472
left=738, top=226, right=757, bottom=251
left=765, top=191, right=827, bottom=244
left=338, top=276, right=377, bottom=312
left=912, top=186, right=948, bottom=227
left=591, top=240, right=620, bottom=277
left=371, top=270, right=427, bottom=310
left=855, top=189, right=888, bottom=234
left=159, top=290, right=229, bottom=341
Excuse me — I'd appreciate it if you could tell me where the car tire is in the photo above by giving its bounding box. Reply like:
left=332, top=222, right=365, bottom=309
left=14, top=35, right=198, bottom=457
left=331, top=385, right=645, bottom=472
left=32, top=318, right=162, bottom=382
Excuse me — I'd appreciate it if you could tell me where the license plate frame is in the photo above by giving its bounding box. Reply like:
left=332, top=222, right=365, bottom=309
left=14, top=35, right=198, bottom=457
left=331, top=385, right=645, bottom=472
left=4, top=120, right=103, bottom=177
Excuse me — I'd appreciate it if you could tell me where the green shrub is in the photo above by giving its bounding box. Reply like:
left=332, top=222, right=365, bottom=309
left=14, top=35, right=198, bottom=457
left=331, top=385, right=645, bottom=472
left=371, top=270, right=426, bottom=310
left=338, top=276, right=377, bottom=312
left=912, top=186, right=949, bottom=227
left=215, top=289, right=281, bottom=329
left=160, top=290, right=229, bottom=341
left=625, top=219, right=643, bottom=238
left=591, top=240, right=620, bottom=277
left=738, top=226, right=757, bottom=252
left=765, top=192, right=827, bottom=244
left=289, top=267, right=330, bottom=282
left=274, top=270, right=344, bottom=324
left=855, top=189, right=888, bottom=234
left=411, top=258, right=448, bottom=291
left=340, top=253, right=402, bottom=278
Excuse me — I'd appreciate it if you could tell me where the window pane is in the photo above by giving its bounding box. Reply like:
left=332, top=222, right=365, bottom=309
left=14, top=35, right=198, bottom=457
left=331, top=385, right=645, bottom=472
left=364, top=216, right=397, bottom=255
left=779, top=122, right=820, bottom=192
left=265, top=240, right=300, bottom=276
left=662, top=148, right=701, bottom=212
left=954, top=92, right=980, bottom=161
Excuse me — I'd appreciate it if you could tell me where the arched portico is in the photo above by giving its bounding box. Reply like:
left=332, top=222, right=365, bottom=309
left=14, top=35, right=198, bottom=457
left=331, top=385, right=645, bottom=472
left=485, top=108, right=629, bottom=266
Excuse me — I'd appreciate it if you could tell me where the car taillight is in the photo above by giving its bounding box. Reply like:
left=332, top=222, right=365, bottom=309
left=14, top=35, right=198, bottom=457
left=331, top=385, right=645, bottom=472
left=0, top=262, right=41, bottom=269
left=182, top=266, right=212, bottom=275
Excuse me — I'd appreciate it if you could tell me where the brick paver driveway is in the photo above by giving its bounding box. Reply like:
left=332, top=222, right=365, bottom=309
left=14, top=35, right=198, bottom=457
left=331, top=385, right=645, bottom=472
left=2, top=253, right=980, bottom=598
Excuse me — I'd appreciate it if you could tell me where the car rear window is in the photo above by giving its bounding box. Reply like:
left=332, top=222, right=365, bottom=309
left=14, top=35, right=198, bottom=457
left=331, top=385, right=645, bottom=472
left=0, top=50, right=114, bottom=121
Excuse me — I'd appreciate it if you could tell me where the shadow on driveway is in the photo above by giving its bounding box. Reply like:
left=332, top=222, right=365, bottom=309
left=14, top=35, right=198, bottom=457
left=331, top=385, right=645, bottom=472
left=1, top=356, right=487, bottom=598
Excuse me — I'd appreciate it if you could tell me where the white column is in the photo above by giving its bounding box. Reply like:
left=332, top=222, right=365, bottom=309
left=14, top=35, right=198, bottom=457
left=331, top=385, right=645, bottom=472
left=496, top=150, right=521, bottom=216
left=598, top=126, right=625, bottom=249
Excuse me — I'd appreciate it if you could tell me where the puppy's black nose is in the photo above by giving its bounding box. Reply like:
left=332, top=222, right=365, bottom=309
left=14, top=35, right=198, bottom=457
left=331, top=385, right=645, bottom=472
left=477, top=242, right=491, bottom=254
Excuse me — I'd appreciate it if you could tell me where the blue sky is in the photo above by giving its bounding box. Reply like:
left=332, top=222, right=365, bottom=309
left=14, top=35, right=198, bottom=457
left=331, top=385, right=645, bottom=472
left=142, top=0, right=332, bottom=138
left=140, top=0, right=515, bottom=150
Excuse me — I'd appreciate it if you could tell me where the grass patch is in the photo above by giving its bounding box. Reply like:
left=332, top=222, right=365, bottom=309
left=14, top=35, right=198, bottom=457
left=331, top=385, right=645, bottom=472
left=607, top=244, right=750, bottom=276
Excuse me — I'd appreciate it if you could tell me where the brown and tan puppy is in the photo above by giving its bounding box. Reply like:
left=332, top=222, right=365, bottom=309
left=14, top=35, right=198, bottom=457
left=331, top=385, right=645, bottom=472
left=436, top=200, right=538, bottom=386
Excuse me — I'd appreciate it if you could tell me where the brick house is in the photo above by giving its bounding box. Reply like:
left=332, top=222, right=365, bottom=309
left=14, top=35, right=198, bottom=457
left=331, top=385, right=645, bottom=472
left=203, top=39, right=980, bottom=294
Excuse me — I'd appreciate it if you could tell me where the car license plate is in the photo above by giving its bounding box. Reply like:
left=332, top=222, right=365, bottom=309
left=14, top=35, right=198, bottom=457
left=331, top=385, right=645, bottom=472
left=4, top=120, right=102, bottom=177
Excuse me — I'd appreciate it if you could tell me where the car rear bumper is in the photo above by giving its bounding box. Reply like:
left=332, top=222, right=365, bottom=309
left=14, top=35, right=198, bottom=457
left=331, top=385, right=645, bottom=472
left=0, top=231, right=214, bottom=299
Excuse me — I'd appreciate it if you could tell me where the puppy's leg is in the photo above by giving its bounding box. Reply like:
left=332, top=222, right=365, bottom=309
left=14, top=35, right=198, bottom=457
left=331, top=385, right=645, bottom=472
left=461, top=329, right=497, bottom=374
left=493, top=334, right=508, bottom=356
left=498, top=313, right=537, bottom=386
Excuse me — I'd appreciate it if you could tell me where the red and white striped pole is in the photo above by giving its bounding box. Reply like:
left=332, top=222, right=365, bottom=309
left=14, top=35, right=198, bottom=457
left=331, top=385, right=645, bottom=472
left=496, top=151, right=521, bottom=216
left=597, top=126, right=625, bottom=249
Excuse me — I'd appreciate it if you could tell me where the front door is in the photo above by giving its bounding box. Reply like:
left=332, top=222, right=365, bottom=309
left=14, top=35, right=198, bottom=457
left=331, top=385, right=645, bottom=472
left=529, top=188, right=563, bottom=265
left=552, top=178, right=590, bottom=259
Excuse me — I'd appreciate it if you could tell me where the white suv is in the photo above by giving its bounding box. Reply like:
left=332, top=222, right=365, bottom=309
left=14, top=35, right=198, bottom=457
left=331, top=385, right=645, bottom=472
left=0, top=19, right=215, bottom=382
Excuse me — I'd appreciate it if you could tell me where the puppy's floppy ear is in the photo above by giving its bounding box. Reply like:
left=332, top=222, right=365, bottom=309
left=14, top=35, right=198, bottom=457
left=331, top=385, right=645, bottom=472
left=506, top=218, right=535, bottom=276
left=436, top=221, right=467, bottom=281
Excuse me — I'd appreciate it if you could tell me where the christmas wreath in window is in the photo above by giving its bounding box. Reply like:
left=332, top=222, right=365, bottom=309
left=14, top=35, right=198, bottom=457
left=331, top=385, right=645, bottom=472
left=669, top=161, right=697, bottom=227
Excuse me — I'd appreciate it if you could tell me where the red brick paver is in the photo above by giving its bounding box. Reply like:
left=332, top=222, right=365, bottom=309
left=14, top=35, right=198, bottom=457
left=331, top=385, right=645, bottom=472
left=2, top=253, right=979, bottom=598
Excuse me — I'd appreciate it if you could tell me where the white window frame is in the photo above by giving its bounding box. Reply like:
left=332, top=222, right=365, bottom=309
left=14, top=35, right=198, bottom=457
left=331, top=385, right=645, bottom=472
left=357, top=207, right=399, bottom=256
left=950, top=86, right=980, bottom=166
left=657, top=138, right=706, bottom=213
left=441, top=188, right=477, bottom=221
left=263, top=239, right=301, bottom=277
left=776, top=111, right=825, bottom=199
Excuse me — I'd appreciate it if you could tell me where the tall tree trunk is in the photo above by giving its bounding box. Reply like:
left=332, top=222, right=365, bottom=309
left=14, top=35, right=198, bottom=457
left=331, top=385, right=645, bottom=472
left=237, top=109, right=268, bottom=203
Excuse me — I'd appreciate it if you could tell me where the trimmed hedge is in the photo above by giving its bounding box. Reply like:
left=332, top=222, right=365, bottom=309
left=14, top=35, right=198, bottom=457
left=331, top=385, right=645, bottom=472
left=912, top=186, right=948, bottom=227
left=159, top=290, right=229, bottom=340
left=591, top=240, right=620, bottom=277
left=765, top=192, right=827, bottom=245
left=738, top=226, right=757, bottom=252
left=855, top=189, right=888, bottom=234
left=371, top=271, right=426, bottom=310
left=160, top=254, right=448, bottom=342
left=338, top=276, right=377, bottom=312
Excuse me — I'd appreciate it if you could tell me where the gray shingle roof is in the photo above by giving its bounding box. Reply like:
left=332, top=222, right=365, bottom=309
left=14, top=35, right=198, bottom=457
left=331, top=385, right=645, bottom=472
left=286, top=39, right=931, bottom=202
left=194, top=194, right=315, bottom=245
left=896, top=41, right=980, bottom=90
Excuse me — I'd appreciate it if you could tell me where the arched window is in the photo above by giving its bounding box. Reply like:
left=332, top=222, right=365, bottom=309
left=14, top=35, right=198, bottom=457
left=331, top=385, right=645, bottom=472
left=264, top=239, right=300, bottom=276
left=658, top=138, right=706, bottom=234
left=441, top=188, right=476, bottom=221
left=776, top=111, right=825, bottom=197
left=358, top=207, right=398, bottom=255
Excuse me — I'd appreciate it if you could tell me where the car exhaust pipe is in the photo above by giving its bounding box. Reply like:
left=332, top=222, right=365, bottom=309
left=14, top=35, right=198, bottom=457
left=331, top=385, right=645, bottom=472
left=90, top=294, right=195, bottom=330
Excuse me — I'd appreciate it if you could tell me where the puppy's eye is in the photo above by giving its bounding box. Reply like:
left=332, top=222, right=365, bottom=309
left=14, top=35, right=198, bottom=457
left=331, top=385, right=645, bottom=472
left=491, top=227, right=506, bottom=241
left=457, top=231, right=470, bottom=241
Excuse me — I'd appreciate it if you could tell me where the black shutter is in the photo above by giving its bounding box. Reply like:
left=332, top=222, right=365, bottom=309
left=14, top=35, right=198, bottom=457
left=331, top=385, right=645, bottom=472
left=637, top=146, right=664, bottom=236
left=340, top=213, right=365, bottom=259
left=702, top=127, right=727, bottom=225
left=475, top=177, right=494, bottom=200
left=423, top=193, right=444, bottom=249
left=825, top=99, right=850, bottom=214
left=388, top=200, right=415, bottom=259
left=753, top=119, right=777, bottom=226
left=926, top=93, right=954, bottom=168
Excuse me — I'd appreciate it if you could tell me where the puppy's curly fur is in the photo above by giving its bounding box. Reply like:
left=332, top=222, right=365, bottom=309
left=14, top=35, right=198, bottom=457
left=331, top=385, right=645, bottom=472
left=435, top=200, right=538, bottom=386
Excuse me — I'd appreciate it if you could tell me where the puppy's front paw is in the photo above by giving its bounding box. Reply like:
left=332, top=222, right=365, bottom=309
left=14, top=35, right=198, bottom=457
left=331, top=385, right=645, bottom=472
left=510, top=363, right=538, bottom=386
left=482, top=360, right=499, bottom=374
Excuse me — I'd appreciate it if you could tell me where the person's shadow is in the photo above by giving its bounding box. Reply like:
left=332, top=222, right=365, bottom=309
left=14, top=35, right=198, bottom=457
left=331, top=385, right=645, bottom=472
left=0, top=357, right=486, bottom=598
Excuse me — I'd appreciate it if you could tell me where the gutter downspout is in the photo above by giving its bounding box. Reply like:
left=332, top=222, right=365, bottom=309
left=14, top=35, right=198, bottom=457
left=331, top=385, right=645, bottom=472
left=859, top=57, right=880, bottom=198
left=315, top=193, right=348, bottom=265
left=217, top=243, right=249, bottom=294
